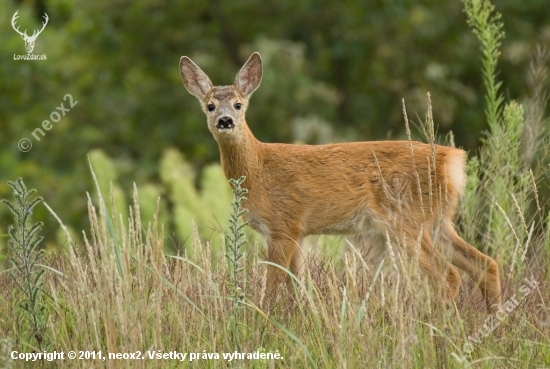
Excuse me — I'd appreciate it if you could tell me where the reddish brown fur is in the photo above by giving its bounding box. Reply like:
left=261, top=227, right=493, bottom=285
left=180, top=52, right=501, bottom=309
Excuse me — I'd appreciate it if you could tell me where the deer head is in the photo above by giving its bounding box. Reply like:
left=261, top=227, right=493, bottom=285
left=179, top=53, right=263, bottom=142
left=11, top=11, right=49, bottom=54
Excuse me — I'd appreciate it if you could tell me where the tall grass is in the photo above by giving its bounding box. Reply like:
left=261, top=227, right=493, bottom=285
left=0, top=172, right=547, bottom=368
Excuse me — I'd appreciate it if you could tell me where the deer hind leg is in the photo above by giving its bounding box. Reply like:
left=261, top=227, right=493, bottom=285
left=447, top=226, right=501, bottom=309
left=408, top=230, right=461, bottom=304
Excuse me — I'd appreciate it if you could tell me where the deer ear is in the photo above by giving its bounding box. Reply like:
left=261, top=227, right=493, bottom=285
left=235, top=52, right=263, bottom=97
left=180, top=56, right=213, bottom=100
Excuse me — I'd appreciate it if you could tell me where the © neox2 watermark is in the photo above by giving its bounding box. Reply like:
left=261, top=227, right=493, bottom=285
left=452, top=275, right=539, bottom=364
left=18, top=94, right=78, bottom=152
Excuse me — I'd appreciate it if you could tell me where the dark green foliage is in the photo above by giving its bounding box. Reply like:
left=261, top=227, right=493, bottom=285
left=1, top=178, right=48, bottom=350
left=1, top=0, right=549, bottom=245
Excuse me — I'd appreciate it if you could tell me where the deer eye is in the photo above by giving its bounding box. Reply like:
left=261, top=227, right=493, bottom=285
left=234, top=103, right=242, bottom=110
left=207, top=103, right=215, bottom=112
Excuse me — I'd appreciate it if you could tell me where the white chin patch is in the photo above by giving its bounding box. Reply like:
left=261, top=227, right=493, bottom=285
left=217, top=128, right=233, bottom=134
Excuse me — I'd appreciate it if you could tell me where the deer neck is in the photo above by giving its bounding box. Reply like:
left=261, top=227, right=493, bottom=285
left=217, top=122, right=262, bottom=185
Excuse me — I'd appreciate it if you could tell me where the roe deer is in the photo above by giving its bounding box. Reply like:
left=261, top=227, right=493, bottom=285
left=179, top=52, right=501, bottom=309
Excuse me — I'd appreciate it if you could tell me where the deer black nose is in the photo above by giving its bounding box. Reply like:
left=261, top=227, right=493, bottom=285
left=217, top=116, right=234, bottom=129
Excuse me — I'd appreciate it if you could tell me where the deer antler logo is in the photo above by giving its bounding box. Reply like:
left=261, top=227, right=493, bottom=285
left=11, top=11, right=49, bottom=54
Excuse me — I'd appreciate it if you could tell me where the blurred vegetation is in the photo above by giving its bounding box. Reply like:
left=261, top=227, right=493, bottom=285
left=1, top=0, right=549, bottom=252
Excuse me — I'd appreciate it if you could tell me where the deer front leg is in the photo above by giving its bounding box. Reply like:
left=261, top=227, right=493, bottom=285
left=264, top=235, right=300, bottom=305
left=289, top=244, right=305, bottom=279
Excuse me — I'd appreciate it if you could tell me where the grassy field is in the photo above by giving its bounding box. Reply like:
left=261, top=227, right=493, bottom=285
left=0, top=172, right=548, bottom=368
left=1, top=0, right=550, bottom=367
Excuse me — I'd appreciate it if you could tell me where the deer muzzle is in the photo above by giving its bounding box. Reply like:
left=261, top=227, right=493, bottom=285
left=217, top=116, right=234, bottom=133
